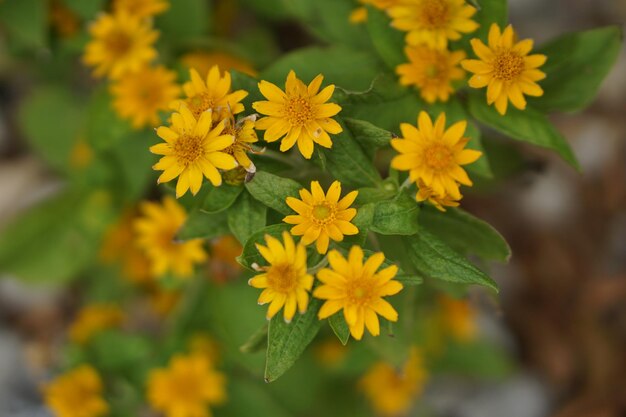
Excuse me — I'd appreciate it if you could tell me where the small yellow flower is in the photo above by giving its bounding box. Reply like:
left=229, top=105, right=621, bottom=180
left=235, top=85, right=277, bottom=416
left=438, top=295, right=476, bottom=342
left=390, top=112, right=482, bottom=201
left=396, top=45, right=466, bottom=103
left=113, top=0, right=169, bottom=18
left=252, top=71, right=343, bottom=159
left=134, top=196, right=208, bottom=278
left=44, top=365, right=108, bottom=417
left=147, top=354, right=227, bottom=417
left=249, top=232, right=314, bottom=322
left=171, top=66, right=248, bottom=121
left=314, top=338, right=349, bottom=367
left=415, top=179, right=460, bottom=211
left=284, top=181, right=359, bottom=254
left=69, top=304, right=124, bottom=345
left=151, top=105, right=238, bottom=197
left=389, top=0, right=479, bottom=50
left=314, top=246, right=403, bottom=340
left=83, top=11, right=158, bottom=79
left=188, top=333, right=221, bottom=364
left=359, top=347, right=427, bottom=416
left=462, top=24, right=547, bottom=115
left=181, top=51, right=257, bottom=77
left=111, top=65, right=181, bottom=129
left=221, top=116, right=258, bottom=170
left=349, top=7, right=368, bottom=24
left=146, top=285, right=181, bottom=316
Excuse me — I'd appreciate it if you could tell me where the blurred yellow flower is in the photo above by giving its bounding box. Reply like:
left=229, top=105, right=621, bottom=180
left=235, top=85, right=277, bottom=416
left=83, top=11, right=158, bottom=79
left=172, top=66, right=248, bottom=121
left=314, top=246, right=402, bottom=340
left=350, top=0, right=403, bottom=23
left=151, top=105, right=237, bottom=197
left=181, top=51, right=257, bottom=77
left=113, top=0, right=169, bottom=18
left=188, top=333, right=220, bottom=364
left=359, top=348, right=427, bottom=416
left=284, top=180, right=359, bottom=254
left=415, top=179, right=460, bottom=211
left=69, top=138, right=94, bottom=169
left=390, top=112, right=481, bottom=202
left=111, top=65, right=181, bottom=129
left=208, top=235, right=243, bottom=283
left=221, top=116, right=258, bottom=170
left=69, top=304, right=124, bottom=345
left=249, top=231, right=314, bottom=322
left=462, top=24, right=547, bottom=115
left=44, top=365, right=108, bottom=417
left=134, top=196, right=208, bottom=278
left=146, top=284, right=181, bottom=316
left=314, top=338, right=349, bottom=367
left=389, top=0, right=478, bottom=50
left=438, top=295, right=477, bottom=342
left=349, top=7, right=368, bottom=24
left=148, top=354, right=227, bottom=417
left=252, top=71, right=343, bottom=159
left=396, top=45, right=466, bottom=103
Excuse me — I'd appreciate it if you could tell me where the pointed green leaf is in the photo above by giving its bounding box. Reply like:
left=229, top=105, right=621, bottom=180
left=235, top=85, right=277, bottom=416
left=344, top=117, right=394, bottom=159
left=328, top=314, right=350, bottom=345
left=240, top=324, right=269, bottom=354
left=245, top=171, right=303, bottom=215
left=238, top=224, right=291, bottom=270
left=177, top=210, right=229, bottom=241
left=228, top=191, right=267, bottom=245
left=370, top=192, right=419, bottom=235
left=202, top=184, right=244, bottom=213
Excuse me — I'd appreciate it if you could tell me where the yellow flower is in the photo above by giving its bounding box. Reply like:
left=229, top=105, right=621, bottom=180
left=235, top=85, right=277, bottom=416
left=390, top=112, right=481, bottom=201
left=396, top=45, right=466, bottom=103
left=438, top=295, right=476, bottom=342
left=221, top=115, right=258, bottom=170
left=83, top=11, right=158, bottom=79
left=146, top=284, right=181, bottom=316
left=69, top=304, right=124, bottom=345
left=134, top=196, right=208, bottom=278
left=44, top=365, right=108, bottom=417
left=415, top=179, right=460, bottom=211
left=389, top=0, right=479, bottom=50
left=314, top=338, right=349, bottom=367
left=462, top=24, right=547, bottom=115
left=171, top=66, right=248, bottom=121
left=284, top=180, right=359, bottom=254
left=249, top=232, right=314, bottom=322
left=111, top=65, right=181, bottom=129
left=188, top=333, right=221, bottom=365
left=314, top=246, right=403, bottom=340
left=252, top=71, right=343, bottom=159
left=147, top=354, right=227, bottom=417
left=349, top=7, right=368, bottom=24
left=359, top=348, right=427, bottom=416
left=181, top=51, right=257, bottom=77
left=113, top=0, right=169, bottom=18
left=151, top=105, right=238, bottom=197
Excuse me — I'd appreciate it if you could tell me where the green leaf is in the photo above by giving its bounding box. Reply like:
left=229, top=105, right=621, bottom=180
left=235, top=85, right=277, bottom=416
left=177, top=210, right=230, bottom=241
left=245, top=171, right=303, bottom=215
left=341, top=203, right=375, bottom=247
left=534, top=26, right=622, bottom=113
left=64, top=0, right=106, bottom=19
left=354, top=185, right=397, bottom=205
left=108, top=130, right=157, bottom=202
left=238, top=224, right=291, bottom=270
left=265, top=298, right=323, bottom=382
left=467, top=92, right=579, bottom=168
left=343, top=117, right=393, bottom=159
left=472, top=0, right=508, bottom=43
left=405, top=230, right=498, bottom=292
left=228, top=191, right=268, bottom=245
left=240, top=324, right=269, bottom=354
left=0, top=0, right=47, bottom=49
left=328, top=314, right=350, bottom=345
left=370, top=192, right=419, bottom=235
left=85, top=88, right=132, bottom=151
left=321, top=119, right=382, bottom=188
left=202, top=184, right=244, bottom=213
left=419, top=206, right=511, bottom=262
left=365, top=6, right=405, bottom=70
left=155, top=0, right=210, bottom=45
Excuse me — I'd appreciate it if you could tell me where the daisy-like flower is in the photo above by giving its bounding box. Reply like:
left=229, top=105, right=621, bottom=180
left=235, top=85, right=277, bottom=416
left=388, top=0, right=479, bottom=50
left=134, top=196, right=208, bottom=278
left=249, top=232, right=314, bottom=322
left=462, top=23, right=547, bottom=115
left=396, top=45, right=466, bottom=103
left=415, top=179, right=460, bottom=211
left=83, top=11, right=158, bottom=79
left=314, top=246, right=403, bottom=340
left=69, top=304, right=125, bottom=345
left=359, top=347, right=427, bottom=416
left=111, top=65, right=181, bottom=129
left=390, top=112, right=482, bottom=201
left=147, top=354, right=226, bottom=417
left=284, top=181, right=359, bottom=254
left=221, top=115, right=258, bottom=170
left=113, top=0, right=169, bottom=18
left=171, top=66, right=248, bottom=121
left=252, top=71, right=343, bottom=159
left=438, top=295, right=476, bottom=342
left=151, top=105, right=237, bottom=197
left=44, top=365, right=108, bottom=417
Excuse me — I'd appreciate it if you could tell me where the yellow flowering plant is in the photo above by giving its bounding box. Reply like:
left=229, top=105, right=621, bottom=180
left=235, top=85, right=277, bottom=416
left=0, top=0, right=621, bottom=416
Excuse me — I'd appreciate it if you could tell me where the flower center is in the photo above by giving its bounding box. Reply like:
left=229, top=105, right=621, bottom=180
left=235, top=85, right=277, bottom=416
left=173, top=135, right=204, bottom=167
left=311, top=203, right=335, bottom=225
left=104, top=30, right=132, bottom=57
left=424, top=144, right=453, bottom=171
left=267, top=263, right=299, bottom=293
left=493, top=50, right=525, bottom=81
left=347, top=279, right=375, bottom=306
left=168, top=372, right=204, bottom=403
left=285, top=97, right=313, bottom=127
left=187, top=93, right=216, bottom=119
left=419, top=0, right=449, bottom=29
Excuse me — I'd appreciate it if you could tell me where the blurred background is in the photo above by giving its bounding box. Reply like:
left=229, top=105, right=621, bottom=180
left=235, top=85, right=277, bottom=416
left=0, top=0, right=625, bottom=416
